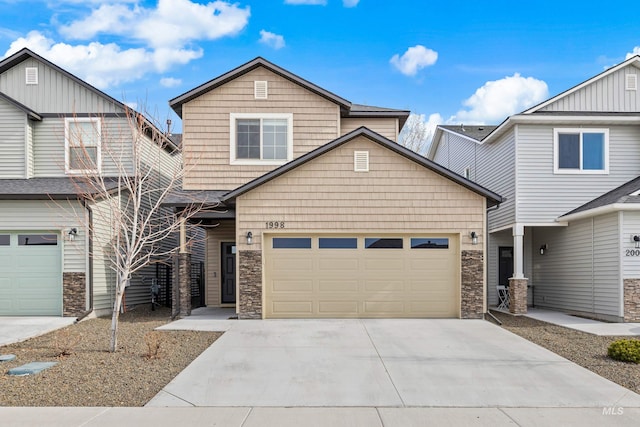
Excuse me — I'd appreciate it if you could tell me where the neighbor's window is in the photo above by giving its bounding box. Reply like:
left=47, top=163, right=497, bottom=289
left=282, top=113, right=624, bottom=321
left=554, top=128, right=608, bottom=174
left=65, top=118, right=101, bottom=173
left=230, top=113, right=293, bottom=164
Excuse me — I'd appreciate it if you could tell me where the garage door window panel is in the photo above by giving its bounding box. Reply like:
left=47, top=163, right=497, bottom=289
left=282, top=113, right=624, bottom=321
left=272, top=237, right=312, bottom=249
left=0, top=235, right=9, bottom=245
left=411, top=238, right=449, bottom=249
left=18, top=234, right=58, bottom=246
left=319, top=238, right=357, bottom=249
left=365, top=238, right=403, bottom=249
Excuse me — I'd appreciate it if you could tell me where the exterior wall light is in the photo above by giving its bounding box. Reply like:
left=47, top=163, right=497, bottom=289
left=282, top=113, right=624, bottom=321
left=539, top=244, right=548, bottom=255
left=633, top=235, right=640, bottom=248
left=68, top=227, right=78, bottom=241
left=246, top=231, right=253, bottom=245
left=470, top=231, right=478, bottom=245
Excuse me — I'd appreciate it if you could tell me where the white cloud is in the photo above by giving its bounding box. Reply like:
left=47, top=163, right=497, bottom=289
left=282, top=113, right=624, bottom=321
left=4, top=1, right=250, bottom=89
left=626, top=46, right=640, bottom=59
left=259, top=30, right=285, bottom=50
left=160, top=77, right=182, bottom=88
left=343, top=0, right=359, bottom=6
left=284, top=0, right=327, bottom=4
left=450, top=73, right=548, bottom=124
left=390, top=45, right=438, bottom=77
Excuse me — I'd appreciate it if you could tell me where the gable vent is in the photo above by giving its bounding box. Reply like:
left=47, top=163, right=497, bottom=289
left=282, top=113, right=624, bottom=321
left=626, top=74, right=637, bottom=91
left=354, top=150, right=369, bottom=172
left=254, top=81, right=268, bottom=99
left=25, top=67, right=38, bottom=85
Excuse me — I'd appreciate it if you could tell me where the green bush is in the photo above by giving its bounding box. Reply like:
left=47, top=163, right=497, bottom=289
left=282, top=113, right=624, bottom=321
left=608, top=339, right=640, bottom=364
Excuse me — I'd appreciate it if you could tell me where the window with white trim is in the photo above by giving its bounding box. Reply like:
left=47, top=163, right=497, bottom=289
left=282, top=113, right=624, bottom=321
left=230, top=113, right=293, bottom=165
left=463, top=166, right=471, bottom=179
left=554, top=128, right=608, bottom=174
left=65, top=118, right=101, bottom=173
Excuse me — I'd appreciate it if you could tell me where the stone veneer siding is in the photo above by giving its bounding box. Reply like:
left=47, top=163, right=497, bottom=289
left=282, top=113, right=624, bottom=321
left=624, top=279, right=640, bottom=322
left=508, top=278, right=528, bottom=315
left=461, top=250, right=484, bottom=319
left=63, top=272, right=86, bottom=317
left=238, top=250, right=262, bottom=319
left=179, top=252, right=192, bottom=317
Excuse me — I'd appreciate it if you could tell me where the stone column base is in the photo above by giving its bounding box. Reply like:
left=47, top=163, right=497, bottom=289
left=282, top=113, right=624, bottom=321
left=461, top=250, right=484, bottom=319
left=238, top=250, right=262, bottom=319
left=178, top=252, right=192, bottom=317
left=63, top=272, right=86, bottom=316
left=509, top=278, right=528, bottom=315
left=624, top=279, right=640, bottom=322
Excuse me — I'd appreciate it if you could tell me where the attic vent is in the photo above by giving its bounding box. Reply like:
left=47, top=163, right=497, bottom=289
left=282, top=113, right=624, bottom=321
left=354, top=151, right=369, bottom=172
left=626, top=74, right=637, bottom=91
left=254, top=81, right=268, bottom=99
left=25, top=67, right=38, bottom=85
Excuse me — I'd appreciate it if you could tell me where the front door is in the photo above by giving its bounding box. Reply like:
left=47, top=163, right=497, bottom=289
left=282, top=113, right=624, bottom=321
left=498, top=246, right=514, bottom=286
left=221, top=242, right=236, bottom=304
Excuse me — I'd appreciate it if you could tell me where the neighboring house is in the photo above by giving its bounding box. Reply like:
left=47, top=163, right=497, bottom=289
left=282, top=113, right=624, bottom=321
left=0, top=48, right=184, bottom=317
left=428, top=55, right=640, bottom=322
left=168, top=57, right=502, bottom=319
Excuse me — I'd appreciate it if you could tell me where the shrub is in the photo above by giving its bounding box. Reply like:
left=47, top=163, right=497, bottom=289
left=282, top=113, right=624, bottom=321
left=51, top=328, right=82, bottom=358
left=608, top=339, right=640, bottom=364
left=143, top=331, right=163, bottom=360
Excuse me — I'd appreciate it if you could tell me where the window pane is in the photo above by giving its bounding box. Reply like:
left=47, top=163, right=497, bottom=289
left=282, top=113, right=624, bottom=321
left=69, top=146, right=97, bottom=170
left=18, top=234, right=58, bottom=246
left=558, top=133, right=580, bottom=169
left=273, top=237, right=312, bottom=249
left=237, top=119, right=260, bottom=159
left=70, top=121, right=99, bottom=147
left=0, top=235, right=9, bottom=246
left=319, top=238, right=357, bottom=249
left=263, top=119, right=288, bottom=160
left=411, top=238, right=449, bottom=249
left=365, top=238, right=403, bottom=249
left=583, top=133, right=604, bottom=170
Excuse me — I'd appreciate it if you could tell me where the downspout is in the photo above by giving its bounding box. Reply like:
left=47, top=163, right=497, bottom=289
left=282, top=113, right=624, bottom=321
left=77, top=200, right=94, bottom=321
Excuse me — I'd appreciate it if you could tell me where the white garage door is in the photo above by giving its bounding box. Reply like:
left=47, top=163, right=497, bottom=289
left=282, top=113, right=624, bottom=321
left=0, top=232, right=62, bottom=315
left=264, top=234, right=459, bottom=318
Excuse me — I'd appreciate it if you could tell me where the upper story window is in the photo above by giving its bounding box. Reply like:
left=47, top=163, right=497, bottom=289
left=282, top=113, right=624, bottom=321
left=229, top=113, right=293, bottom=165
left=65, top=118, right=101, bottom=174
left=554, top=128, right=609, bottom=174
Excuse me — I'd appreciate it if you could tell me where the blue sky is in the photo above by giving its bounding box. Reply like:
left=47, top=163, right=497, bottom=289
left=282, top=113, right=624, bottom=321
left=1, top=0, right=639, bottom=136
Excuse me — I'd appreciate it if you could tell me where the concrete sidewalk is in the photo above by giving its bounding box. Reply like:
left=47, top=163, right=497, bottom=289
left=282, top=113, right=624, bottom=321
left=524, top=308, right=640, bottom=336
left=1, top=406, right=639, bottom=427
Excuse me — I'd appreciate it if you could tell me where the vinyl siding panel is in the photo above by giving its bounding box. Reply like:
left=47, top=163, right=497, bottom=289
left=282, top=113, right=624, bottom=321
left=532, top=214, right=621, bottom=319
left=540, top=65, right=640, bottom=112
left=0, top=57, right=121, bottom=114
left=205, top=221, right=235, bottom=306
left=340, top=118, right=398, bottom=141
left=622, top=211, right=640, bottom=280
left=0, top=98, right=26, bottom=178
left=432, top=132, right=478, bottom=179
left=0, top=199, right=86, bottom=273
left=182, top=67, right=341, bottom=190
left=236, top=136, right=486, bottom=253
left=33, top=117, right=134, bottom=177
left=478, top=132, right=516, bottom=231
left=517, top=124, right=640, bottom=222
left=26, top=120, right=34, bottom=178
left=90, top=197, right=116, bottom=311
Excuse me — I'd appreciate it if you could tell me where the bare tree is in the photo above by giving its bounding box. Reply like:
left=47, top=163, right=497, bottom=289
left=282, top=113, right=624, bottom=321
left=398, top=113, right=438, bottom=155
left=65, top=108, right=206, bottom=352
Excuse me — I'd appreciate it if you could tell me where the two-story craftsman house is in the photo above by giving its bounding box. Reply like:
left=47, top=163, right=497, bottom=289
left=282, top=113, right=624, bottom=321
left=169, top=58, right=502, bottom=319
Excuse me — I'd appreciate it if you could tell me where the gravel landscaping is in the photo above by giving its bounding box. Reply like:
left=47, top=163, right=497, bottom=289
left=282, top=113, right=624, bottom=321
left=0, top=306, right=221, bottom=407
left=491, top=310, right=640, bottom=395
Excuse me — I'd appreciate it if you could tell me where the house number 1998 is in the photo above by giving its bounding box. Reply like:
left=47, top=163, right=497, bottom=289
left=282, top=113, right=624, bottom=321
left=266, top=221, right=285, bottom=229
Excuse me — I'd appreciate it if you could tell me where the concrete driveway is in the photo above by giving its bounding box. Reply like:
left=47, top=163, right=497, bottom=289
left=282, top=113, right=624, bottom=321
left=0, top=316, right=76, bottom=346
left=148, top=318, right=640, bottom=408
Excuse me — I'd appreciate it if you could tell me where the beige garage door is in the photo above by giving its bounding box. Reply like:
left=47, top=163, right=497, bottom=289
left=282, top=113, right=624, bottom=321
left=264, top=234, right=459, bottom=318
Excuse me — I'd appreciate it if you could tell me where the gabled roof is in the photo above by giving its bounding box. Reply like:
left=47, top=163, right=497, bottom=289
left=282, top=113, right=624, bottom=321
left=523, top=55, right=640, bottom=114
left=559, top=176, right=640, bottom=221
left=0, top=48, right=177, bottom=151
left=222, top=127, right=503, bottom=207
left=0, top=91, right=41, bottom=121
left=427, top=125, right=497, bottom=160
left=168, top=57, right=410, bottom=128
